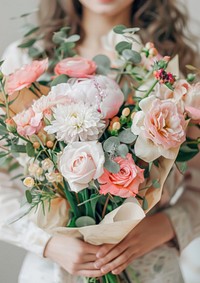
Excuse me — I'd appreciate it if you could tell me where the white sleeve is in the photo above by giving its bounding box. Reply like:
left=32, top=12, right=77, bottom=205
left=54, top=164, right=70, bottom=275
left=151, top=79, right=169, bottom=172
left=0, top=171, right=52, bottom=257
left=1, top=41, right=32, bottom=75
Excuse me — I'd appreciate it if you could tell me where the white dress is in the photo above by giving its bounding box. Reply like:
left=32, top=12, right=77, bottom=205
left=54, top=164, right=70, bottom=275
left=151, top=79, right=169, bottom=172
left=1, top=39, right=200, bottom=283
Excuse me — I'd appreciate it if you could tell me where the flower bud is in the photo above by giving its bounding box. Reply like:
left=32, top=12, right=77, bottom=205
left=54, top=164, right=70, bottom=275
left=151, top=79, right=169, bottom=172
left=131, top=112, right=136, bottom=120
left=46, top=140, right=54, bottom=148
left=145, top=42, right=154, bottom=50
left=5, top=118, right=17, bottom=133
left=41, top=158, right=54, bottom=171
left=23, top=177, right=34, bottom=188
left=112, top=121, right=121, bottom=130
left=122, top=108, right=131, bottom=117
left=149, top=47, right=158, bottom=57
left=33, top=142, right=40, bottom=149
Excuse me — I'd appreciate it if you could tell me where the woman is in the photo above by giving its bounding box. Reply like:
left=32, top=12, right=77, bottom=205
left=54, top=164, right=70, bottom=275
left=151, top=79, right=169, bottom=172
left=1, top=0, right=200, bottom=282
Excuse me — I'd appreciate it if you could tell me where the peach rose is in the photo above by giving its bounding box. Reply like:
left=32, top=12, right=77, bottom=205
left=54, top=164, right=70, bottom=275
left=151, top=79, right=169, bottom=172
left=184, top=83, right=200, bottom=122
left=54, top=57, right=96, bottom=78
left=98, top=153, right=144, bottom=198
left=6, top=59, right=48, bottom=95
left=131, top=96, right=186, bottom=162
left=59, top=141, right=105, bottom=192
left=13, top=107, right=42, bottom=136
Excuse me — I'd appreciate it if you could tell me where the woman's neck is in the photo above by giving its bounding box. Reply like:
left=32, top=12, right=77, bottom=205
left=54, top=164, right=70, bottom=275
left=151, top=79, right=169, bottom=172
left=77, top=7, right=132, bottom=59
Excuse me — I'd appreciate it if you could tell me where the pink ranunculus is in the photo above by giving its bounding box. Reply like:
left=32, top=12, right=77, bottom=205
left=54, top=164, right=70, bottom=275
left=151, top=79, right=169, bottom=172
left=70, top=75, right=124, bottom=119
left=98, top=153, right=144, bottom=198
left=131, top=96, right=186, bottom=162
left=6, top=59, right=48, bottom=95
left=184, top=83, right=200, bottom=122
left=54, top=57, right=97, bottom=78
left=13, top=107, right=43, bottom=136
left=59, top=141, right=105, bottom=193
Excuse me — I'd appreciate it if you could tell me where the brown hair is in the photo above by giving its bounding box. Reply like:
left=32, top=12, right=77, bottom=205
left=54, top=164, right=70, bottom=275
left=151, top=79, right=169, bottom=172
left=38, top=0, right=199, bottom=75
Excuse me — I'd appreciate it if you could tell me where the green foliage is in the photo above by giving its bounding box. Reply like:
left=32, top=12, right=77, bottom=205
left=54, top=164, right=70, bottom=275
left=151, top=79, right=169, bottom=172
left=122, top=49, right=141, bottom=64
left=75, top=216, right=96, bottom=227
left=118, top=129, right=137, bottom=144
left=50, top=74, right=69, bottom=87
left=26, top=142, right=35, bottom=157
left=104, top=152, right=120, bottom=173
left=115, top=41, right=132, bottom=54
left=176, top=141, right=199, bottom=162
left=93, top=55, right=111, bottom=75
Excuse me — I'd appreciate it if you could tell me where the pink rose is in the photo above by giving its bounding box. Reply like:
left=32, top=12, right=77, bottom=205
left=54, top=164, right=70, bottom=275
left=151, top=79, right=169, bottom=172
left=6, top=59, right=48, bottom=95
left=184, top=83, right=200, bottom=122
left=98, top=153, right=144, bottom=198
left=13, top=107, right=43, bottom=136
left=59, top=141, right=105, bottom=192
left=54, top=57, right=96, bottom=78
left=131, top=96, right=186, bottom=162
left=70, top=75, right=124, bottom=119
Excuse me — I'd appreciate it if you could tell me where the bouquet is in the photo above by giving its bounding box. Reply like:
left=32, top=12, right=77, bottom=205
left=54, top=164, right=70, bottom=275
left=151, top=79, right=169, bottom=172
left=0, top=25, right=199, bottom=283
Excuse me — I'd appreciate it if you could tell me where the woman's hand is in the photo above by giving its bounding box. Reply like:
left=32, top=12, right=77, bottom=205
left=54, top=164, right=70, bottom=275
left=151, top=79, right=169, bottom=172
left=44, top=235, right=103, bottom=277
left=94, top=213, right=175, bottom=275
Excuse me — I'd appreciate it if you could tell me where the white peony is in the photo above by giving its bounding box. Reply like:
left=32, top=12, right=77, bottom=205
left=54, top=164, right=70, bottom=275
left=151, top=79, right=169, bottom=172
left=44, top=101, right=106, bottom=143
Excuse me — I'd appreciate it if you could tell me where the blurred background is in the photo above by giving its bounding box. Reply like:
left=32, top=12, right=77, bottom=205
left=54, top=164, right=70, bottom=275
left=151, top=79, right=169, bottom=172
left=0, top=0, right=200, bottom=282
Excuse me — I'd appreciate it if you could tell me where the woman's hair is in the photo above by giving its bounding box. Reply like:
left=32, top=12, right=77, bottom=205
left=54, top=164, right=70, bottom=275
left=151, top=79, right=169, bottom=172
left=38, top=0, right=199, bottom=75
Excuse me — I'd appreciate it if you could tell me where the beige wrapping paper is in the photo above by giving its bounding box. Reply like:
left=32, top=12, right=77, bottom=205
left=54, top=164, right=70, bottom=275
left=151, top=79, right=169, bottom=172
left=32, top=198, right=145, bottom=245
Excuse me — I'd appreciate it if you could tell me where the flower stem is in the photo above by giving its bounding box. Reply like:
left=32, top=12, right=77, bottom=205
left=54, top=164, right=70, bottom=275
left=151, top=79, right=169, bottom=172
left=63, top=179, right=80, bottom=218
left=102, top=195, right=110, bottom=219
left=0, top=80, right=10, bottom=119
left=143, top=79, right=158, bottom=98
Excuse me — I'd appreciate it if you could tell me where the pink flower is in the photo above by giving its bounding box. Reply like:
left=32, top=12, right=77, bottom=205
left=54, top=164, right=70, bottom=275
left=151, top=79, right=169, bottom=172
left=59, top=141, right=105, bottom=193
left=6, top=59, right=48, bottom=95
left=184, top=83, right=200, bottom=122
left=131, top=96, right=186, bottom=162
left=98, top=153, right=144, bottom=198
left=70, top=75, right=124, bottom=119
left=54, top=57, right=96, bottom=78
left=13, top=107, right=43, bottom=136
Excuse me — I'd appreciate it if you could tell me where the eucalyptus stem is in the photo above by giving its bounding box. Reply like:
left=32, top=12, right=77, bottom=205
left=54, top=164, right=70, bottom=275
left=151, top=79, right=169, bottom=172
left=0, top=80, right=10, bottom=119
left=102, top=194, right=110, bottom=219
left=143, top=79, right=158, bottom=98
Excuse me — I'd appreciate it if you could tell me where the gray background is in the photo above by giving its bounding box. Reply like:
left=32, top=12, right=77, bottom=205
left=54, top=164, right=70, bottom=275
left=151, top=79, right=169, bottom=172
left=0, top=0, right=200, bottom=282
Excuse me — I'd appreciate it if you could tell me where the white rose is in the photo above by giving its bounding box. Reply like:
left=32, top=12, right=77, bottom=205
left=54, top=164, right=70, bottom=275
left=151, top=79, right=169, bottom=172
left=59, top=141, right=105, bottom=192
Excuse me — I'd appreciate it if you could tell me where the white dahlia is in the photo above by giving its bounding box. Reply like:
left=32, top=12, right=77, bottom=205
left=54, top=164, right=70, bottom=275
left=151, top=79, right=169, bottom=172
left=44, top=102, right=106, bottom=143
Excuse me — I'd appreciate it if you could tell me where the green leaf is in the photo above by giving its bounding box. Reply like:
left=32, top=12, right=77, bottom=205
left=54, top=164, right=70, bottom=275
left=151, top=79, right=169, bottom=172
left=66, top=34, right=80, bottom=43
left=113, top=25, right=127, bottom=34
left=52, top=31, right=66, bottom=44
left=24, top=26, right=39, bottom=37
left=122, top=27, right=140, bottom=33
left=152, top=179, right=160, bottom=189
left=0, top=60, right=4, bottom=67
left=18, top=38, right=36, bottom=48
left=115, top=41, right=132, bottom=54
left=118, top=129, right=137, bottom=144
left=11, top=144, right=26, bottom=153
left=0, top=151, right=9, bottom=158
left=122, top=49, right=141, bottom=64
left=26, top=142, right=35, bottom=157
left=28, top=47, right=43, bottom=58
left=176, top=162, right=187, bottom=174
left=142, top=197, right=148, bottom=210
left=116, top=144, right=129, bottom=158
left=75, top=216, right=96, bottom=227
left=50, top=74, right=69, bottom=87
left=93, top=55, right=111, bottom=75
left=103, top=136, right=120, bottom=153
left=25, top=190, right=32, bottom=204
left=104, top=153, right=120, bottom=173
left=176, top=143, right=199, bottom=162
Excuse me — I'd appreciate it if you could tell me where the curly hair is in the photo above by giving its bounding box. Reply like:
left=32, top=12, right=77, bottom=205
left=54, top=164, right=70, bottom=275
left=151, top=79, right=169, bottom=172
left=37, top=0, right=199, bottom=75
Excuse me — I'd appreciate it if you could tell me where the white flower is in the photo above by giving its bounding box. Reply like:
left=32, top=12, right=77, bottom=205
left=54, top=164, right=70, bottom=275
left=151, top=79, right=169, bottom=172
left=45, top=172, right=63, bottom=183
left=41, top=158, right=54, bottom=172
left=59, top=141, right=105, bottom=193
left=23, top=177, right=35, bottom=188
left=45, top=101, right=106, bottom=143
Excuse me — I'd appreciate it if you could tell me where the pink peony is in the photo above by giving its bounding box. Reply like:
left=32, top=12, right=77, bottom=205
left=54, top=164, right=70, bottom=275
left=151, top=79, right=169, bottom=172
left=184, top=83, right=200, bottom=122
left=98, top=153, right=144, bottom=198
left=131, top=96, right=186, bottom=162
left=70, top=75, right=124, bottom=119
left=54, top=57, right=96, bottom=78
left=13, top=107, right=43, bottom=136
left=6, top=59, right=48, bottom=95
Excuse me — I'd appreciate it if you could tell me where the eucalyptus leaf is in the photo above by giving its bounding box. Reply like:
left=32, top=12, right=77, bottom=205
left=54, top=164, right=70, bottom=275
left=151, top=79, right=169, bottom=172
left=11, top=144, right=26, bottom=153
left=75, top=216, right=96, bottom=227
left=176, top=162, right=187, bottom=174
left=116, top=144, right=129, bottom=158
left=104, top=153, right=120, bottom=173
left=50, top=74, right=69, bottom=87
left=152, top=179, right=160, bottom=189
left=122, top=49, right=141, bottom=64
left=18, top=38, right=36, bottom=48
left=66, top=34, right=80, bottom=43
left=103, top=136, right=120, bottom=153
left=118, top=129, right=137, bottom=144
left=176, top=143, right=199, bottom=162
left=122, top=27, right=140, bottom=33
left=113, top=25, right=127, bottom=34
left=115, top=41, right=132, bottom=54
left=52, top=31, right=66, bottom=44
left=24, top=26, right=39, bottom=37
left=93, top=55, right=111, bottom=75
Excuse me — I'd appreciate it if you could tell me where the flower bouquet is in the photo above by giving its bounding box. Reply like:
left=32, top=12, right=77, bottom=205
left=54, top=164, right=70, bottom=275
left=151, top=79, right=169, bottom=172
left=0, top=25, right=199, bottom=283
